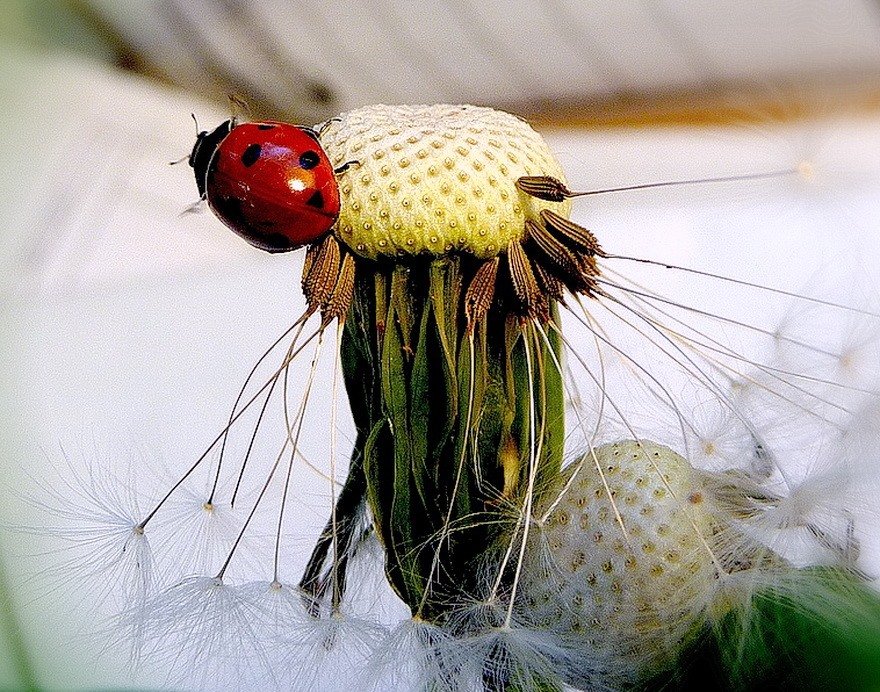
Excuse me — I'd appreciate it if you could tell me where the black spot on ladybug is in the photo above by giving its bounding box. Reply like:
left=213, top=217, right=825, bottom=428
left=257, top=124, right=276, bottom=130
left=241, top=143, right=262, bottom=167
left=299, top=151, right=320, bottom=169
left=306, top=190, right=324, bottom=208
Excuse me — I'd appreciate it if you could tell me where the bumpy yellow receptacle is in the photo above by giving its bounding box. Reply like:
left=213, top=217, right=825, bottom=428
left=319, top=104, right=571, bottom=259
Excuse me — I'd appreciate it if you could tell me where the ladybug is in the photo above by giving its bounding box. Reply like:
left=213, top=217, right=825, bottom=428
left=189, top=119, right=341, bottom=253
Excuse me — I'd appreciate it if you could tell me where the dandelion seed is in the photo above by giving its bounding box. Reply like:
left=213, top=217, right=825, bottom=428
left=281, top=611, right=385, bottom=692
left=18, top=451, right=155, bottom=615
left=149, top=476, right=260, bottom=581
left=359, top=617, right=460, bottom=692
left=130, top=576, right=275, bottom=689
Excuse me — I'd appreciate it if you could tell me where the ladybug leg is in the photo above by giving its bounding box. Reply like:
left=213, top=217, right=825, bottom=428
left=316, top=117, right=342, bottom=136
left=303, top=118, right=345, bottom=142
left=300, top=125, right=322, bottom=142
left=179, top=197, right=207, bottom=216
left=334, top=160, right=359, bottom=175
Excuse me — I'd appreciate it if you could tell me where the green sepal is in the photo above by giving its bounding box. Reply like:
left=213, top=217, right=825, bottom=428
left=642, top=567, right=880, bottom=692
left=341, top=256, right=567, bottom=619
left=429, top=260, right=463, bottom=467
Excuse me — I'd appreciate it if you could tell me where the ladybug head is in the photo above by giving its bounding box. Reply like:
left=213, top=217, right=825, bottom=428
left=189, top=119, right=233, bottom=198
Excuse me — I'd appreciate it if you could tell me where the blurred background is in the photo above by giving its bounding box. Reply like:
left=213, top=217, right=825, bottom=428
left=1, top=1, right=880, bottom=689
left=5, top=0, right=880, bottom=124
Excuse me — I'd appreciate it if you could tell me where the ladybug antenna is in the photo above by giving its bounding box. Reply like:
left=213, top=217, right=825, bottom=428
left=168, top=113, right=202, bottom=166
left=169, top=113, right=202, bottom=166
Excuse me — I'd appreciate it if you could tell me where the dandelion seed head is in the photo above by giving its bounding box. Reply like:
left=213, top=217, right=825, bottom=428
left=322, top=104, right=571, bottom=259
left=518, top=441, right=719, bottom=681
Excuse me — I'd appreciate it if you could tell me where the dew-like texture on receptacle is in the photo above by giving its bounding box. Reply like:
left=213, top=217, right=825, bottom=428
left=520, top=440, right=718, bottom=678
left=319, top=104, right=571, bottom=259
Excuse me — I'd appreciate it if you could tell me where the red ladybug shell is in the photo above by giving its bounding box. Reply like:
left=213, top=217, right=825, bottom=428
left=190, top=120, right=340, bottom=253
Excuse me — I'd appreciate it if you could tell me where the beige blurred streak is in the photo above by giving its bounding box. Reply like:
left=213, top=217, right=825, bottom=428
left=7, top=1, right=880, bottom=127
left=62, top=0, right=880, bottom=127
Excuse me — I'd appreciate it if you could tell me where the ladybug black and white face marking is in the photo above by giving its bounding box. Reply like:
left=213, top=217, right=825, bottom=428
left=188, top=119, right=341, bottom=253
left=189, top=120, right=232, bottom=199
